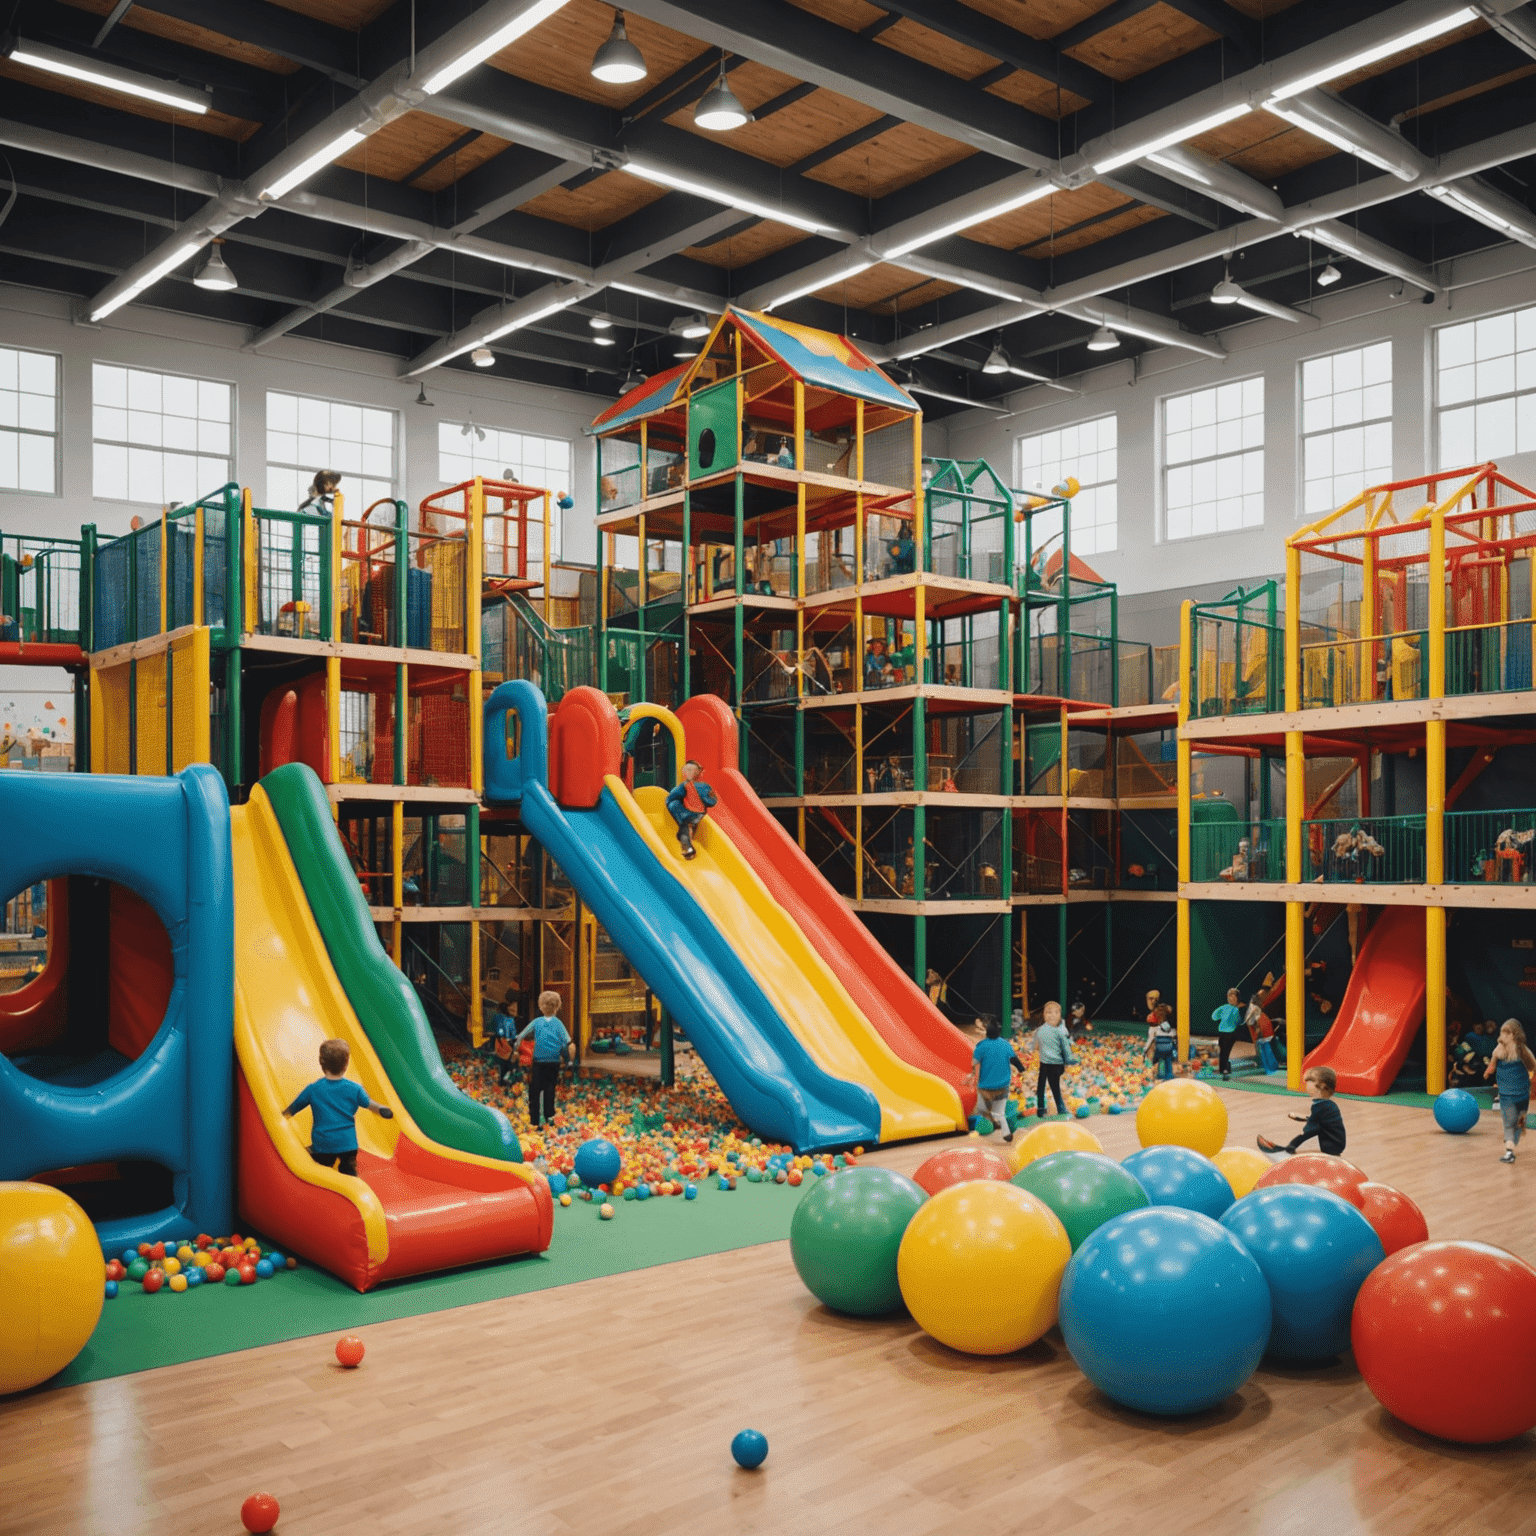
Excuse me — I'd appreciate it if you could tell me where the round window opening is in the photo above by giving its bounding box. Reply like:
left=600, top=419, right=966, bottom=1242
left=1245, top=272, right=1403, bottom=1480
left=697, top=426, right=716, bottom=470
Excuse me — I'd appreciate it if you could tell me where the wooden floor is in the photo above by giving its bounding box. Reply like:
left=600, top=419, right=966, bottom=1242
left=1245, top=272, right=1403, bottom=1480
left=5, top=1090, right=1534, bottom=1536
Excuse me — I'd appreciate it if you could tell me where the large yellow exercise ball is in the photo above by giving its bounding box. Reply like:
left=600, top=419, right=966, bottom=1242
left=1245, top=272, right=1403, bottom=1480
left=897, top=1182, right=1071, bottom=1354
left=0, top=1182, right=104, bottom=1395
left=1211, top=1146, right=1272, bottom=1199
left=1007, top=1120, right=1105, bottom=1174
left=1136, top=1079, right=1228, bottom=1158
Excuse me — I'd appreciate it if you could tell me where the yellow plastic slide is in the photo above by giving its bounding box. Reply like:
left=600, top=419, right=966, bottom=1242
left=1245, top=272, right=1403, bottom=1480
left=612, top=777, right=965, bottom=1141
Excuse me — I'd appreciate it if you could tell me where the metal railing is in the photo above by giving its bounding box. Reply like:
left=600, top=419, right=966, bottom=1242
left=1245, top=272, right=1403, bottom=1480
left=1302, top=813, right=1426, bottom=884
left=1190, top=819, right=1286, bottom=882
left=1445, top=619, right=1535, bottom=697
left=1445, top=806, right=1536, bottom=884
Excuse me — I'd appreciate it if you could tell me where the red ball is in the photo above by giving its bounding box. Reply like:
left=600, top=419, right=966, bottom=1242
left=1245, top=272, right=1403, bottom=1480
left=335, top=1335, right=365, bottom=1368
left=149, top=1242, right=165, bottom=1261
left=1255, top=1152, right=1368, bottom=1207
left=1353, top=1240, right=1536, bottom=1443
left=238, top=1265, right=257, bottom=1285
left=141, top=1268, right=164, bottom=1294
left=205, top=1262, right=226, bottom=1283
left=105, top=1260, right=125, bottom=1281
left=137, top=1242, right=152, bottom=1258
left=911, top=1146, right=1013, bottom=1197
left=1357, top=1182, right=1429, bottom=1256
left=240, top=1492, right=280, bottom=1533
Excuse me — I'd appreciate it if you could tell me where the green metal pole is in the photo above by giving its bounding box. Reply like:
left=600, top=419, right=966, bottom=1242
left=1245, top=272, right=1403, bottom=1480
left=1110, top=583, right=1120, bottom=706
left=660, top=1004, right=674, bottom=1087
left=682, top=486, right=692, bottom=698
left=794, top=704, right=804, bottom=796
left=1058, top=496, right=1072, bottom=698
left=227, top=646, right=243, bottom=793
left=1104, top=904, right=1113, bottom=1019
left=467, top=801, right=481, bottom=910
left=913, top=913, right=926, bottom=990
left=396, top=501, right=408, bottom=649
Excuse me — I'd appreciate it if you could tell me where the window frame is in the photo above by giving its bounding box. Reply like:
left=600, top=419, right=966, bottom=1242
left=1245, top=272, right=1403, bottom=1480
left=0, top=344, right=63, bottom=499
left=264, top=389, right=399, bottom=516
left=1432, top=301, right=1536, bottom=471
left=438, top=420, right=572, bottom=560
left=91, top=360, right=236, bottom=508
left=1295, top=338, right=1394, bottom=523
left=1011, top=412, right=1119, bottom=557
left=1159, top=373, right=1266, bottom=543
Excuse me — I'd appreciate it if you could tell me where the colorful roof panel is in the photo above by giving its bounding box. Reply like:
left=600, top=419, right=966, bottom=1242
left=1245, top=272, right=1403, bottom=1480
left=587, top=362, right=691, bottom=435
left=732, top=309, right=916, bottom=414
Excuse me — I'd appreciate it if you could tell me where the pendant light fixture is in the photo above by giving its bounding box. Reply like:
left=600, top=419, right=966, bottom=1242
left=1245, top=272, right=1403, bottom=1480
left=695, top=55, right=748, bottom=131
left=471, top=344, right=495, bottom=367
left=1317, top=262, right=1342, bottom=287
left=590, top=10, right=647, bottom=84
left=1086, top=323, right=1120, bottom=351
left=193, top=238, right=237, bottom=291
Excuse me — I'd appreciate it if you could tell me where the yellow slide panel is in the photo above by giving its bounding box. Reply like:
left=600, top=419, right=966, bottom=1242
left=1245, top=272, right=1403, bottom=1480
left=614, top=778, right=964, bottom=1140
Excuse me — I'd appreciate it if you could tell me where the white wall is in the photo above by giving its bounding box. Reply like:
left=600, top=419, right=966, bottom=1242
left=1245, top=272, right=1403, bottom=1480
left=941, top=240, right=1536, bottom=609
left=0, top=282, right=609, bottom=561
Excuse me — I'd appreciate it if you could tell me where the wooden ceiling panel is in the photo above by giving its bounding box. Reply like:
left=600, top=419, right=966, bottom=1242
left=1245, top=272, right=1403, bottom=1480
left=960, top=183, right=1135, bottom=252
left=804, top=120, right=975, bottom=198
left=1190, top=112, right=1335, bottom=181
left=684, top=222, right=812, bottom=269
left=1398, top=59, right=1536, bottom=122
left=0, top=57, right=257, bottom=139
left=871, top=17, right=1002, bottom=82
left=266, top=0, right=393, bottom=26
left=489, top=0, right=708, bottom=109
left=784, top=0, right=888, bottom=31
left=1064, top=3, right=1217, bottom=80
left=964, top=0, right=1117, bottom=43
left=986, top=70, right=1090, bottom=119
left=839, top=264, right=959, bottom=312
left=57, top=0, right=300, bottom=73
left=1221, top=0, right=1308, bottom=17
left=517, top=168, right=668, bottom=232
left=664, top=63, right=862, bottom=164
left=333, top=112, right=512, bottom=187
left=1021, top=200, right=1165, bottom=256
left=1329, top=16, right=1488, bottom=93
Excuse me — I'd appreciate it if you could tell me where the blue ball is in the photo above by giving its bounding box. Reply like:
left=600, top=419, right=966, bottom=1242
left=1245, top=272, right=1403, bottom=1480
left=685, top=1183, right=698, bottom=1200
left=623, top=1186, right=637, bottom=1201
left=1433, top=1088, right=1480, bottom=1135
left=1060, top=1207, right=1272, bottom=1415
left=547, top=1172, right=568, bottom=1196
left=1075, top=1105, right=1091, bottom=1119
left=185, top=1266, right=203, bottom=1287
left=265, top=1251, right=284, bottom=1269
left=120, top=1248, right=137, bottom=1266
left=1122, top=1144, right=1235, bottom=1220
left=256, top=1259, right=275, bottom=1279
left=730, top=1429, right=769, bottom=1469
left=573, top=1137, right=622, bottom=1189
left=636, top=1183, right=652, bottom=1201
left=1220, top=1186, right=1385, bottom=1361
left=104, top=1280, right=118, bottom=1299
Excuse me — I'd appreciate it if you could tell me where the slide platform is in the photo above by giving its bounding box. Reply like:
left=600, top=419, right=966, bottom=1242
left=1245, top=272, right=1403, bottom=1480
left=1303, top=905, right=1426, bottom=1095
left=232, top=778, right=551, bottom=1291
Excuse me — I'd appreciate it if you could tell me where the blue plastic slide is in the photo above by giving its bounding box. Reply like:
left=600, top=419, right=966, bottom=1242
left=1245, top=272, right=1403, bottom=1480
left=486, top=681, right=881, bottom=1152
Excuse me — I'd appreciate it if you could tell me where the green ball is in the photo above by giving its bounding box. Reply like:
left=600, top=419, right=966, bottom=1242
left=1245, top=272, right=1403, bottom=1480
left=223, top=1267, right=244, bottom=1286
left=1010, top=1150, right=1150, bottom=1252
left=974, top=1116, right=994, bottom=1136
left=789, top=1165, right=926, bottom=1316
left=126, top=1259, right=149, bottom=1282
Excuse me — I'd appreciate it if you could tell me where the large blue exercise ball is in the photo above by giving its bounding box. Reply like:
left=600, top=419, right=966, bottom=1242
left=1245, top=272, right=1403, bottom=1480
left=1433, top=1089, right=1480, bottom=1135
left=1220, top=1185, right=1386, bottom=1361
left=1122, top=1144, right=1235, bottom=1220
left=1059, top=1207, right=1271, bottom=1415
left=573, top=1138, right=622, bottom=1189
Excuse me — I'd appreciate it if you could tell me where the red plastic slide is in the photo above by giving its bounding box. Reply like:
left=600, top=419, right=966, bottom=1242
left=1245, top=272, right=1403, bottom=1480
left=1303, top=905, right=1426, bottom=1095
left=676, top=696, right=977, bottom=1113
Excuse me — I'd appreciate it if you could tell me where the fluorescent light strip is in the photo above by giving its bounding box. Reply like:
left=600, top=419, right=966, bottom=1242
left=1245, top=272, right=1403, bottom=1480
left=1146, top=149, right=1211, bottom=186
left=7, top=37, right=211, bottom=114
left=90, top=239, right=204, bottom=321
left=261, top=128, right=367, bottom=201
left=1091, top=102, right=1252, bottom=175
left=420, top=0, right=571, bottom=94
left=1427, top=182, right=1536, bottom=243
left=1268, top=7, right=1477, bottom=100
left=442, top=294, right=583, bottom=363
left=881, top=182, right=1054, bottom=260
left=1264, top=103, right=1419, bottom=179
left=625, top=160, right=839, bottom=235
left=765, top=261, right=873, bottom=311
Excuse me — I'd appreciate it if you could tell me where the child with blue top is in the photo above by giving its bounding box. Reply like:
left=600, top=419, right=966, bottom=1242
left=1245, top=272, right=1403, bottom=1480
left=283, top=1038, right=393, bottom=1178
left=665, top=760, right=718, bottom=860
left=970, top=1019, right=1024, bottom=1141
left=1485, top=1019, right=1534, bottom=1163
left=1033, top=1002, right=1074, bottom=1118
left=1212, top=987, right=1243, bottom=1080
left=517, top=989, right=573, bottom=1128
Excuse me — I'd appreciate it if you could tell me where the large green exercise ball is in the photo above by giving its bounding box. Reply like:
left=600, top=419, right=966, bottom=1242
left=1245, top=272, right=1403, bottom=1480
left=1011, top=1150, right=1150, bottom=1252
left=789, top=1166, right=927, bottom=1316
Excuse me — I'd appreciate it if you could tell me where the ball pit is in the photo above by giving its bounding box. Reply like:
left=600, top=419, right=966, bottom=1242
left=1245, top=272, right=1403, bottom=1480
left=1010, top=1151, right=1149, bottom=1252
left=1122, top=1145, right=1235, bottom=1220
left=1254, top=1153, right=1368, bottom=1207
left=1136, top=1078, right=1228, bottom=1158
left=790, top=1166, right=927, bottom=1316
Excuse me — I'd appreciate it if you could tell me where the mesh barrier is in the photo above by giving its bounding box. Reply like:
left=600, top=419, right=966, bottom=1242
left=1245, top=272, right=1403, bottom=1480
left=1445, top=620, right=1534, bottom=695
left=803, top=526, right=858, bottom=595
left=1019, top=812, right=1063, bottom=892
left=863, top=415, right=915, bottom=489
left=410, top=685, right=471, bottom=788
left=740, top=709, right=797, bottom=798
left=802, top=712, right=857, bottom=795
left=932, top=711, right=1004, bottom=793
left=1446, top=807, right=1536, bottom=883
left=340, top=516, right=400, bottom=647
left=1302, top=814, right=1425, bottom=884
left=924, top=808, right=1005, bottom=899
left=10, top=540, right=82, bottom=644
left=92, top=660, right=131, bottom=773
left=134, top=524, right=162, bottom=641
left=599, top=436, right=642, bottom=512
left=1116, top=732, right=1175, bottom=797
left=1190, top=818, right=1286, bottom=881
left=416, top=533, right=466, bottom=653
left=168, top=629, right=210, bottom=770
left=255, top=511, right=326, bottom=638
left=135, top=651, right=167, bottom=776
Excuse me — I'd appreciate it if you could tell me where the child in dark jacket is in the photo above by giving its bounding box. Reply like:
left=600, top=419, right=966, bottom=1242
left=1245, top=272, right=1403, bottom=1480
left=665, top=760, right=718, bottom=859
left=1258, top=1064, right=1346, bottom=1155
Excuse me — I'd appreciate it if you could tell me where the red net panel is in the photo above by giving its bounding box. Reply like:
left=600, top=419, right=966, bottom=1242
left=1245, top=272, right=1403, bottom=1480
left=410, top=686, right=471, bottom=788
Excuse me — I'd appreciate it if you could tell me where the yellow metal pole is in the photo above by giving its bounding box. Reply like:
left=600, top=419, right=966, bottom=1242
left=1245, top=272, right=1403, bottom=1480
left=854, top=691, right=864, bottom=902
left=1176, top=600, right=1192, bottom=1065
left=1361, top=529, right=1376, bottom=702
left=1425, top=497, right=1447, bottom=1092
left=911, top=413, right=923, bottom=554
left=331, top=491, right=344, bottom=643
left=855, top=399, right=865, bottom=484
left=1284, top=539, right=1305, bottom=1090
left=391, top=799, right=404, bottom=967
left=794, top=380, right=805, bottom=475
left=325, top=655, right=342, bottom=790
left=193, top=505, right=205, bottom=627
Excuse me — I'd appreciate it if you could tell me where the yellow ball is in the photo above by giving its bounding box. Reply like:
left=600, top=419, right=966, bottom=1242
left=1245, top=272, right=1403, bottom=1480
left=1136, top=1079, right=1228, bottom=1157
left=176, top=1245, right=194, bottom=1264
left=1210, top=1146, right=1272, bottom=1199
left=897, top=1183, right=1071, bottom=1355
left=193, top=1252, right=210, bottom=1269
left=559, top=1193, right=572, bottom=1207
left=168, top=1272, right=188, bottom=1293
left=1007, top=1120, right=1105, bottom=1173
left=161, top=1256, right=181, bottom=1276
left=0, top=1182, right=104, bottom=1395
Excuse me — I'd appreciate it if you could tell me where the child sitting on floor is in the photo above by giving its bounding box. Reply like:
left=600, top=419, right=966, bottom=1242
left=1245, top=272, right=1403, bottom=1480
left=1258, top=1064, right=1345, bottom=1155
left=283, top=1038, right=394, bottom=1177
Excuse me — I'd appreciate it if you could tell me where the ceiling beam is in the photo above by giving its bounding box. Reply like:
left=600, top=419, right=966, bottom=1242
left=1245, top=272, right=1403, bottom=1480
left=126, top=0, right=368, bottom=88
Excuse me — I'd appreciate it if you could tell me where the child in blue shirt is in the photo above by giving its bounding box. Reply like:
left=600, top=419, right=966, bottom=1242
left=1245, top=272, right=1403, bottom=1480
left=283, top=1038, right=393, bottom=1178
left=487, top=988, right=519, bottom=1085
left=970, top=1019, right=1024, bottom=1141
left=517, top=989, right=573, bottom=1128
left=1212, top=987, right=1243, bottom=1080
left=665, top=760, right=718, bottom=860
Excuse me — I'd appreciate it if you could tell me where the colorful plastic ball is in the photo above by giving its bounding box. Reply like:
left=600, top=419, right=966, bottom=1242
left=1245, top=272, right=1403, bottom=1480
left=255, top=1259, right=274, bottom=1279
left=599, top=1202, right=615, bottom=1219
left=1074, top=1105, right=1091, bottom=1119
left=685, top=1184, right=698, bottom=1200
left=336, top=1335, right=365, bottom=1368
left=1255, top=1152, right=1367, bottom=1208
left=547, top=1172, right=568, bottom=1196
left=1006, top=1121, right=1104, bottom=1174
left=149, top=1241, right=165, bottom=1261
left=126, top=1258, right=149, bottom=1282
left=911, top=1146, right=1012, bottom=1196
left=1059, top=1208, right=1271, bottom=1415
left=573, top=1138, right=622, bottom=1189
left=1136, top=1078, right=1228, bottom=1158
left=897, top=1183, right=1071, bottom=1355
left=104, top=1280, right=118, bottom=1299
left=1432, top=1088, right=1480, bottom=1135
left=161, top=1256, right=181, bottom=1277
left=635, top=1183, right=651, bottom=1202
left=790, top=1166, right=927, bottom=1317
left=240, top=1492, right=281, bottom=1533
left=185, top=1266, right=203, bottom=1287
left=205, top=1262, right=225, bottom=1284
left=1355, top=1182, right=1428, bottom=1256
left=1220, top=1186, right=1384, bottom=1361
left=787, top=1169, right=802, bottom=1187
left=623, top=1186, right=637, bottom=1202
left=1122, top=1145, right=1234, bottom=1220
left=120, top=1248, right=137, bottom=1266
left=1011, top=1151, right=1150, bottom=1253
left=731, top=1429, right=769, bottom=1469
left=142, top=1267, right=165, bottom=1294
left=1210, top=1146, right=1272, bottom=1200
left=973, top=1116, right=994, bottom=1136
left=285, top=1258, right=297, bottom=1269
left=559, top=1193, right=572, bottom=1207
left=238, top=1265, right=256, bottom=1285
left=168, top=1272, right=189, bottom=1293
left=1352, top=1241, right=1536, bottom=1443
left=266, top=1251, right=284, bottom=1269
left=223, top=1268, right=243, bottom=1287
left=104, top=1259, right=124, bottom=1282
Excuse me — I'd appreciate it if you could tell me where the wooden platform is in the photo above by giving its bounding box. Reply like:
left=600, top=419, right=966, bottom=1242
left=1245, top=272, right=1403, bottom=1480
left=4, top=1090, right=1533, bottom=1536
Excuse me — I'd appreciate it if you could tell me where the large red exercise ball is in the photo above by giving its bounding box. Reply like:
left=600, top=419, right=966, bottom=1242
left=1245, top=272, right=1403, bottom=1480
left=911, top=1146, right=1011, bottom=1197
left=1352, top=1241, right=1536, bottom=1443
left=1011, top=1151, right=1149, bottom=1252
left=1254, top=1153, right=1367, bottom=1207
left=0, top=1182, right=105, bottom=1395
left=789, top=1166, right=926, bottom=1316
left=1122, top=1145, right=1234, bottom=1220
left=1356, top=1182, right=1428, bottom=1256
left=1059, top=1207, right=1271, bottom=1415
left=1136, top=1078, right=1228, bottom=1157
left=1220, top=1186, right=1385, bottom=1361
left=897, top=1182, right=1071, bottom=1355
left=1006, top=1121, right=1104, bottom=1173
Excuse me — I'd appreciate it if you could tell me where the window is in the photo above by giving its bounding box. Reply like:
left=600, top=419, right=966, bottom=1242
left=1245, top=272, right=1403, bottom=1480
left=440, top=422, right=571, bottom=556
left=1300, top=342, right=1392, bottom=518
left=1013, top=415, right=1117, bottom=556
left=266, top=392, right=395, bottom=513
left=1163, top=377, right=1264, bottom=540
left=1436, top=304, right=1536, bottom=468
left=92, top=364, right=231, bottom=505
left=0, top=346, right=60, bottom=495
